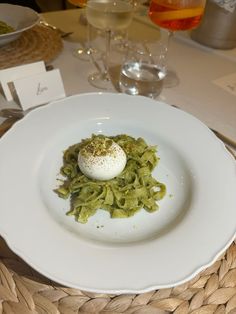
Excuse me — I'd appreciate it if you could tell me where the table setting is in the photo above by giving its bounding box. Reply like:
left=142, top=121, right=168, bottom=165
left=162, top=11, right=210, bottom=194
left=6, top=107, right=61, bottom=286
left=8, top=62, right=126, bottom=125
left=0, top=1, right=236, bottom=313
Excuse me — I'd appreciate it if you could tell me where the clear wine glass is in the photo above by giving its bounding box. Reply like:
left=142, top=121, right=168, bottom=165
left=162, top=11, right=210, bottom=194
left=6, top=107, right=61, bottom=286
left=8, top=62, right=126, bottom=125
left=148, top=0, right=206, bottom=86
left=86, top=0, right=134, bottom=90
left=68, top=0, right=100, bottom=61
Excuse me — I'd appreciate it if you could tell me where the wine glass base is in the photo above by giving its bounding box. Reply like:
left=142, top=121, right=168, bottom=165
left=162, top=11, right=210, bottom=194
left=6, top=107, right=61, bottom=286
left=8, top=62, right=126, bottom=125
left=163, top=69, right=180, bottom=88
left=73, top=47, right=100, bottom=62
left=88, top=72, right=113, bottom=90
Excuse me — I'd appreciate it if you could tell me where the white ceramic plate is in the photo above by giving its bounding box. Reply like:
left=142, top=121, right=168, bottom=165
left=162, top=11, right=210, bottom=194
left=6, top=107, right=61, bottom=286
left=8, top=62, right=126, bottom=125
left=0, top=4, right=39, bottom=47
left=0, top=93, right=235, bottom=293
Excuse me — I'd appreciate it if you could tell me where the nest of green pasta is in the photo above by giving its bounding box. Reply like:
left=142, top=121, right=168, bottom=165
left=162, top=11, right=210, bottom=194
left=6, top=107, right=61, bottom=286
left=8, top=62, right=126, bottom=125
left=55, top=134, right=166, bottom=223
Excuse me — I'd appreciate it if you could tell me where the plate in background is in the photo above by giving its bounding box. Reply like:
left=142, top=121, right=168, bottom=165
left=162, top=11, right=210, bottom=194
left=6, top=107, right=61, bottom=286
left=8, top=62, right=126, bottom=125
left=0, top=4, right=39, bottom=46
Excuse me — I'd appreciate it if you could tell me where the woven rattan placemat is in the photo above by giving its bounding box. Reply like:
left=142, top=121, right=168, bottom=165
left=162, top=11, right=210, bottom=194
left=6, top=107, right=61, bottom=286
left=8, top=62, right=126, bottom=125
left=0, top=236, right=235, bottom=313
left=0, top=25, right=63, bottom=70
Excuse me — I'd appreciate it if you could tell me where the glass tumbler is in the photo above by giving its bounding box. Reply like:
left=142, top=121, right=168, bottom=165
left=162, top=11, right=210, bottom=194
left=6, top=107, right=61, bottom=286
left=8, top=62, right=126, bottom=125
left=119, top=42, right=167, bottom=98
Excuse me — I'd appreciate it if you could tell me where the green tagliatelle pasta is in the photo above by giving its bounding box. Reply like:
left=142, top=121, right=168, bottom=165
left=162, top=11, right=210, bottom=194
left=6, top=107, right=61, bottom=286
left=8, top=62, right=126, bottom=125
left=55, top=134, right=166, bottom=223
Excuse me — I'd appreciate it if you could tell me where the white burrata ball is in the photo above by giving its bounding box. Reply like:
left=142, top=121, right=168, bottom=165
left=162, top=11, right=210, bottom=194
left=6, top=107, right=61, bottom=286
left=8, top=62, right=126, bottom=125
left=78, top=138, right=127, bottom=181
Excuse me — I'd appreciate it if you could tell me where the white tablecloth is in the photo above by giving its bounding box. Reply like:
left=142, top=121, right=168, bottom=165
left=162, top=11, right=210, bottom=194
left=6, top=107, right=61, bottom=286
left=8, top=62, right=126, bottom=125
left=1, top=7, right=236, bottom=140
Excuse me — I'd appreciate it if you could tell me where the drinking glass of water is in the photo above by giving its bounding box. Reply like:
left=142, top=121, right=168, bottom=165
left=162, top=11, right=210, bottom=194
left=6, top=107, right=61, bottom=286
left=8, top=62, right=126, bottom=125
left=119, top=41, right=167, bottom=98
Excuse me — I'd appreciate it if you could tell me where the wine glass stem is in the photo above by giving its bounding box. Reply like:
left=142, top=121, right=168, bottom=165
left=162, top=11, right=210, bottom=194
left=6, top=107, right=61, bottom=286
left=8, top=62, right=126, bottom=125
left=86, top=23, right=92, bottom=53
left=103, top=29, right=111, bottom=77
left=166, top=30, right=173, bottom=58
left=167, top=30, right=173, bottom=46
left=163, top=30, right=179, bottom=87
left=160, top=30, right=174, bottom=72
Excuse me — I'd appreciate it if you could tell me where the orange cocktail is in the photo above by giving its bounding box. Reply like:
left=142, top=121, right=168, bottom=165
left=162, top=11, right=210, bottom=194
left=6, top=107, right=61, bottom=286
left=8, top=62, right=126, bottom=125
left=68, top=0, right=87, bottom=8
left=149, top=0, right=205, bottom=31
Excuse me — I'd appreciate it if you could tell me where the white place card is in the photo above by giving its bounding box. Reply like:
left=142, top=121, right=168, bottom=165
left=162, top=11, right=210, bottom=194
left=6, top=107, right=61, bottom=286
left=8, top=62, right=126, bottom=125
left=13, top=69, right=66, bottom=111
left=213, top=72, right=236, bottom=97
left=0, top=61, right=46, bottom=101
